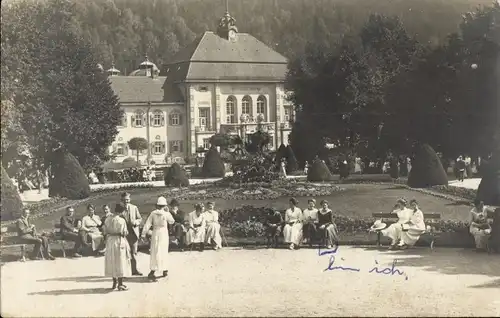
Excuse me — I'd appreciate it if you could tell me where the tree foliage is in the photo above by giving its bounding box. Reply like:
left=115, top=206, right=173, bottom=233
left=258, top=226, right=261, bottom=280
left=202, top=146, right=225, bottom=178
left=127, top=137, right=149, bottom=164
left=0, top=164, right=24, bottom=220
left=164, top=162, right=189, bottom=187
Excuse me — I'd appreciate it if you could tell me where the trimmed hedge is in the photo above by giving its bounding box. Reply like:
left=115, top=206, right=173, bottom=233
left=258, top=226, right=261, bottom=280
left=408, top=144, right=448, bottom=188
left=49, top=150, right=91, bottom=199
left=0, top=165, right=24, bottom=220
left=164, top=163, right=189, bottom=187
left=202, top=147, right=225, bottom=178
left=274, top=144, right=287, bottom=166
left=476, top=151, right=500, bottom=206
left=307, top=159, right=333, bottom=181
left=285, top=145, right=299, bottom=173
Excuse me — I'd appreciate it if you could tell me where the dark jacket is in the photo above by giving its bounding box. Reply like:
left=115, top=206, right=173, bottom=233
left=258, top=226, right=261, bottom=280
left=60, top=215, right=76, bottom=233
left=16, top=217, right=32, bottom=237
left=265, top=211, right=283, bottom=227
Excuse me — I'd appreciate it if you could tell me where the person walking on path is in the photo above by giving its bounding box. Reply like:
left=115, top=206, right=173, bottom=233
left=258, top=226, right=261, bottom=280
left=120, top=192, right=143, bottom=276
left=141, top=197, right=175, bottom=282
left=103, top=204, right=131, bottom=291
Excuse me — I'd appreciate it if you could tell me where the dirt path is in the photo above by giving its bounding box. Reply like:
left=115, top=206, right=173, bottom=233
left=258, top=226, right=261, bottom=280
left=1, top=246, right=498, bottom=317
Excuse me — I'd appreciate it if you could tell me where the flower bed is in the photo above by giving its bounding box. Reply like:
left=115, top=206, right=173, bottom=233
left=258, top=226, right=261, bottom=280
left=221, top=206, right=470, bottom=239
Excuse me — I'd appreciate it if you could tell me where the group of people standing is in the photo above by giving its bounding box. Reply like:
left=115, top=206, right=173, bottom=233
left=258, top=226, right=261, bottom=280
left=264, top=198, right=340, bottom=250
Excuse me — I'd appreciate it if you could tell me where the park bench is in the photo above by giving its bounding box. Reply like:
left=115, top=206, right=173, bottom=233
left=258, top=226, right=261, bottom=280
left=371, top=212, right=441, bottom=249
left=51, top=224, right=69, bottom=258
left=0, top=225, right=28, bottom=262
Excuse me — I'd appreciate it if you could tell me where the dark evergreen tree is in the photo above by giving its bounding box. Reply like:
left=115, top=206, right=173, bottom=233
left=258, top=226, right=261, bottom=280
left=408, top=144, right=448, bottom=188
left=164, top=163, right=190, bottom=187
left=285, top=145, right=299, bottom=173
left=0, top=164, right=24, bottom=220
left=49, top=149, right=91, bottom=199
left=307, top=159, right=333, bottom=181
left=476, top=150, right=500, bottom=205
left=202, top=146, right=225, bottom=177
left=275, top=144, right=287, bottom=166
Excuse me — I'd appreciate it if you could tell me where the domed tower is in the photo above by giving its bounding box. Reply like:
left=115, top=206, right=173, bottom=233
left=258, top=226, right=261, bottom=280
left=216, top=9, right=238, bottom=41
left=128, top=54, right=160, bottom=78
left=106, top=63, right=120, bottom=77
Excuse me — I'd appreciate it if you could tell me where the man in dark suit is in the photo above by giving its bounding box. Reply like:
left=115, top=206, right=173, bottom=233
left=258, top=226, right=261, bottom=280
left=16, top=208, right=55, bottom=260
left=169, top=199, right=187, bottom=251
left=120, top=192, right=143, bottom=275
left=60, top=206, right=84, bottom=257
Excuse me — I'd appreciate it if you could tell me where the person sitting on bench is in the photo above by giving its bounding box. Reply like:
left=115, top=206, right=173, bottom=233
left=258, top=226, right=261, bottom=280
left=16, top=208, right=55, bottom=260
left=80, top=204, right=105, bottom=255
left=60, top=206, right=84, bottom=257
left=397, top=199, right=427, bottom=249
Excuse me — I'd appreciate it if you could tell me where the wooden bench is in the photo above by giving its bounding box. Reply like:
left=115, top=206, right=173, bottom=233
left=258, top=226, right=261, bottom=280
left=51, top=224, right=69, bottom=258
left=372, top=212, right=441, bottom=249
left=1, top=226, right=27, bottom=262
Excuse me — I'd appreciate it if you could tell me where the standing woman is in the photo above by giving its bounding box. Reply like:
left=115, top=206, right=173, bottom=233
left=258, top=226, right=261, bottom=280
left=283, top=198, right=303, bottom=250
left=103, top=204, right=131, bottom=291
left=186, top=203, right=207, bottom=251
left=317, top=200, right=339, bottom=249
left=141, top=196, right=175, bottom=282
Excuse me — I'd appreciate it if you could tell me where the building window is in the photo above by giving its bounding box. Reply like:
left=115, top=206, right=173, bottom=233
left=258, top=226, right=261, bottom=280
left=257, top=95, right=267, bottom=120
left=284, top=106, right=293, bottom=122
left=169, top=111, right=182, bottom=126
left=132, top=110, right=144, bottom=127
left=152, top=111, right=164, bottom=127
left=226, top=96, right=236, bottom=124
left=119, top=114, right=128, bottom=127
left=115, top=143, right=127, bottom=156
left=203, top=138, right=210, bottom=150
left=241, top=95, right=252, bottom=116
left=169, top=140, right=184, bottom=153
left=153, top=141, right=165, bottom=155
left=199, top=108, right=210, bottom=128
left=199, top=86, right=208, bottom=92
left=132, top=149, right=147, bottom=156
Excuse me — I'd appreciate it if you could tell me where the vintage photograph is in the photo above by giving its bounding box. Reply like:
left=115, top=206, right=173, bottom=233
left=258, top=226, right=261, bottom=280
left=1, top=0, right=499, bottom=316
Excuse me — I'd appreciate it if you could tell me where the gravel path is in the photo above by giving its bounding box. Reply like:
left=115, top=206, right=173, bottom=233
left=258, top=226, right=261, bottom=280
left=1, top=246, right=498, bottom=317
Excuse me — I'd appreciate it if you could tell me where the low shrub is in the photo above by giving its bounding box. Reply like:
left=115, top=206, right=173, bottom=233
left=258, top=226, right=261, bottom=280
left=49, top=150, right=91, bottom=199
left=307, top=159, right=333, bottom=181
left=202, top=147, right=225, bottom=177
left=164, top=163, right=189, bottom=187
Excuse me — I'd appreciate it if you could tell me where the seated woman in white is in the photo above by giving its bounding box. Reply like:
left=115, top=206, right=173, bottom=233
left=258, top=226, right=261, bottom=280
left=398, top=199, right=427, bottom=249
left=81, top=204, right=104, bottom=254
left=186, top=203, right=207, bottom=252
left=469, top=200, right=493, bottom=251
left=283, top=197, right=303, bottom=250
left=380, top=198, right=413, bottom=249
left=203, top=201, right=222, bottom=250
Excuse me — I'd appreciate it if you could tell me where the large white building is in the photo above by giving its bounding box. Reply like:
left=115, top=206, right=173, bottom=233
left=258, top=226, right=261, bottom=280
left=107, top=11, right=294, bottom=166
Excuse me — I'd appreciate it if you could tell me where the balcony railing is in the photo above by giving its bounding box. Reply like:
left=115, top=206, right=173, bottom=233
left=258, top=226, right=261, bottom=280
left=195, top=126, right=215, bottom=133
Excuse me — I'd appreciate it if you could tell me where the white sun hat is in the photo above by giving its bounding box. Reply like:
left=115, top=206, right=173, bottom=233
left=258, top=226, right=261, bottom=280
left=156, top=196, right=168, bottom=206
left=370, top=219, right=387, bottom=231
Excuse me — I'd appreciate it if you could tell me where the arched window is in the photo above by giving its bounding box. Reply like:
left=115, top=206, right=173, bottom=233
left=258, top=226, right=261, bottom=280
left=226, top=96, right=236, bottom=124
left=241, top=95, right=252, bottom=116
left=152, top=110, right=164, bottom=127
left=169, top=110, right=182, bottom=126
left=132, top=110, right=144, bottom=127
left=257, top=95, right=267, bottom=120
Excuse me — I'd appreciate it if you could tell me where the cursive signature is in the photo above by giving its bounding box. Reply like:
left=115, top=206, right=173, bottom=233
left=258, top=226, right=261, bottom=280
left=324, top=255, right=361, bottom=272
left=369, top=260, right=409, bottom=280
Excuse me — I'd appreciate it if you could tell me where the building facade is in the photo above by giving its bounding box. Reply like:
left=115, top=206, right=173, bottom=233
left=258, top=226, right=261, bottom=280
left=108, top=11, right=294, bottom=166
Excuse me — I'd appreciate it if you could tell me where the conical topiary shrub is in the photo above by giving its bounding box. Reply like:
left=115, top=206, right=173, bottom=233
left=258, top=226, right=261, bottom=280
left=275, top=144, right=287, bottom=167
left=164, top=162, right=189, bottom=187
left=476, top=150, right=500, bottom=206
left=307, top=159, right=333, bottom=181
left=202, top=146, right=225, bottom=178
left=407, top=144, right=448, bottom=188
left=49, top=150, right=91, bottom=199
left=1, top=164, right=23, bottom=220
left=285, top=145, right=299, bottom=173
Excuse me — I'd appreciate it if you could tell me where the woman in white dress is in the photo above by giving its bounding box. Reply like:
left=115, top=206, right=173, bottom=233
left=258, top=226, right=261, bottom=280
left=283, top=198, right=303, bottom=250
left=186, top=203, right=207, bottom=251
left=469, top=200, right=493, bottom=251
left=279, top=158, right=287, bottom=178
left=302, top=199, right=319, bottom=245
left=398, top=199, right=427, bottom=249
left=103, top=204, right=131, bottom=291
left=81, top=204, right=104, bottom=254
left=141, top=196, right=175, bottom=282
left=380, top=198, right=413, bottom=249
left=203, top=201, right=222, bottom=250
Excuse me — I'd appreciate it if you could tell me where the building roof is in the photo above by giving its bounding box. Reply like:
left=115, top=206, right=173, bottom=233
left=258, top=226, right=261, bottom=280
left=109, top=76, right=168, bottom=103
left=162, top=31, right=288, bottom=84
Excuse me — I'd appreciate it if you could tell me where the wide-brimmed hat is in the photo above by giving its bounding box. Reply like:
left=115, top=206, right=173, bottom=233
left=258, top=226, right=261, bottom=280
left=370, top=220, right=387, bottom=231
left=156, top=196, right=168, bottom=206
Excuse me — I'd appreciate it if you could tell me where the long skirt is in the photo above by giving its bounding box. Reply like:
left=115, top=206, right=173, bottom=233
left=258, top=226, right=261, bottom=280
left=470, top=224, right=490, bottom=249
left=104, top=236, right=131, bottom=278
left=319, top=224, right=339, bottom=246
left=381, top=224, right=403, bottom=244
left=205, top=223, right=222, bottom=248
left=186, top=227, right=206, bottom=245
left=399, top=228, right=426, bottom=246
left=149, top=227, right=170, bottom=271
left=87, top=231, right=104, bottom=251
left=283, top=223, right=303, bottom=245
left=303, top=222, right=318, bottom=241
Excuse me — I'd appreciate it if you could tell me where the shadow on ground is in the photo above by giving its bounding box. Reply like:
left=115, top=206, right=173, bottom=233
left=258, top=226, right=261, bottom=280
left=351, top=245, right=500, bottom=286
left=28, top=287, right=114, bottom=296
left=37, top=275, right=152, bottom=284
